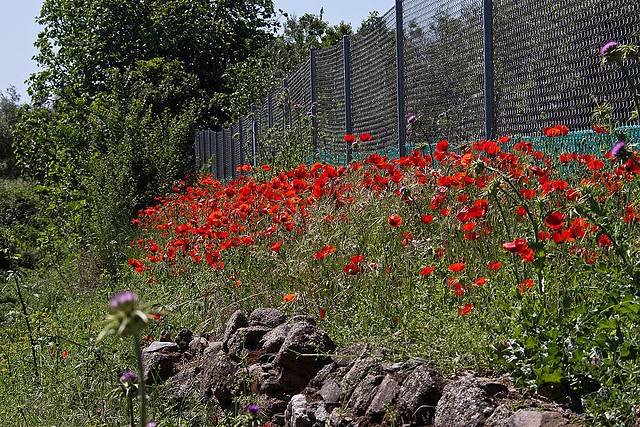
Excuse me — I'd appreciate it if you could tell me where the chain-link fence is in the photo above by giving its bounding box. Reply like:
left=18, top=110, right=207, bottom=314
left=196, top=0, right=640, bottom=179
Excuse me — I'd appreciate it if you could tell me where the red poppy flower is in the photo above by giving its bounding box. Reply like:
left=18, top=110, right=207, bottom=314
left=461, top=222, right=476, bottom=232
left=598, top=234, right=613, bottom=247
left=502, top=238, right=528, bottom=253
left=344, top=134, right=356, bottom=143
left=458, top=303, right=473, bottom=315
left=474, top=277, right=486, bottom=286
left=319, top=308, right=326, bottom=318
left=128, top=259, right=145, bottom=273
left=419, top=266, right=435, bottom=275
left=516, top=206, right=526, bottom=216
left=388, top=215, right=402, bottom=227
left=421, top=215, right=434, bottom=223
left=593, top=125, right=609, bottom=133
left=343, top=264, right=360, bottom=275
left=545, top=212, right=565, bottom=231
left=350, top=255, right=364, bottom=263
left=487, top=261, right=502, bottom=269
left=359, top=133, right=372, bottom=142
left=283, top=293, right=295, bottom=302
left=436, top=140, right=449, bottom=151
left=517, top=280, right=533, bottom=293
left=269, top=241, right=283, bottom=252
left=448, top=262, right=466, bottom=272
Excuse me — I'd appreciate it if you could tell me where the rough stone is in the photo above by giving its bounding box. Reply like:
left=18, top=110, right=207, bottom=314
left=507, top=410, right=576, bottom=427
left=260, top=323, right=294, bottom=354
left=250, top=308, right=287, bottom=328
left=189, top=336, right=208, bottom=356
left=397, top=364, right=442, bottom=424
left=273, top=323, right=336, bottom=377
left=141, top=341, right=181, bottom=384
left=348, top=372, right=384, bottom=416
left=162, top=366, right=199, bottom=401
left=198, top=348, right=238, bottom=408
left=227, top=326, right=272, bottom=357
left=289, top=315, right=317, bottom=326
left=222, top=310, right=249, bottom=351
left=319, top=379, right=343, bottom=405
left=174, top=328, right=193, bottom=351
left=366, top=374, right=400, bottom=417
left=433, top=374, right=494, bottom=427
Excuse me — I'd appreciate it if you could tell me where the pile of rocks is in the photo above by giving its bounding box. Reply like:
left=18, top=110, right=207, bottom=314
left=142, top=308, right=581, bottom=426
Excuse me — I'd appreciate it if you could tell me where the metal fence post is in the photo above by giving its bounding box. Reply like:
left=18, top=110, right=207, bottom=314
left=283, top=78, right=289, bottom=128
left=194, top=131, right=200, bottom=168
left=222, top=128, right=228, bottom=180
left=396, top=0, right=406, bottom=158
left=238, top=118, right=244, bottom=169
left=267, top=92, right=273, bottom=129
left=214, top=131, right=219, bottom=181
left=484, top=0, right=494, bottom=141
left=206, top=130, right=211, bottom=174
left=310, top=49, right=318, bottom=152
left=251, top=105, right=258, bottom=167
left=343, top=35, right=352, bottom=164
left=230, top=126, right=236, bottom=180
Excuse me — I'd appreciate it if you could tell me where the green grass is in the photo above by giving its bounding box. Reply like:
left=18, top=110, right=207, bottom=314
left=1, top=137, right=640, bottom=425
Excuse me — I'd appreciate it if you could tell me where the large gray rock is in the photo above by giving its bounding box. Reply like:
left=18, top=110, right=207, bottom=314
left=366, top=374, right=400, bottom=417
left=222, top=310, right=249, bottom=351
left=227, top=326, right=272, bottom=357
left=260, top=323, right=294, bottom=354
left=347, top=372, right=384, bottom=416
left=141, top=341, right=181, bottom=384
left=397, top=364, right=442, bottom=424
left=487, top=409, right=578, bottom=427
left=433, top=374, right=495, bottom=427
left=273, top=323, right=336, bottom=376
left=250, top=308, right=287, bottom=328
left=285, top=394, right=328, bottom=427
left=198, top=348, right=238, bottom=408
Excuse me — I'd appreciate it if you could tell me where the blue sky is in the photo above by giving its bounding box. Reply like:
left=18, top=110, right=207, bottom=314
left=0, top=0, right=394, bottom=103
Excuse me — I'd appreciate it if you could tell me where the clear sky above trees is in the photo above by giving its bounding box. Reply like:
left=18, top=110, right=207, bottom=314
left=1, top=0, right=393, bottom=103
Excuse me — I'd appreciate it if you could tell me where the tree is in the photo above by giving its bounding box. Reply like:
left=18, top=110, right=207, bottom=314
left=0, top=86, right=21, bottom=178
left=29, top=0, right=276, bottom=126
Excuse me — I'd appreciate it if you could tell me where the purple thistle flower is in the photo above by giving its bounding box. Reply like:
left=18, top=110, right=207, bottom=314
left=611, top=140, right=626, bottom=157
left=110, top=290, right=138, bottom=309
left=601, top=40, right=619, bottom=57
left=247, top=404, right=259, bottom=415
left=120, top=370, right=138, bottom=384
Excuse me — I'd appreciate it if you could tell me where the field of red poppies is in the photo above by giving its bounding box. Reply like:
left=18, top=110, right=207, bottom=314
left=121, top=127, right=640, bottom=423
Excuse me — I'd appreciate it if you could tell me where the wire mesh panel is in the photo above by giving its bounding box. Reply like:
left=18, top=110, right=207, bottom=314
left=287, top=57, right=314, bottom=160
left=403, top=0, right=485, bottom=146
left=315, top=43, right=347, bottom=162
left=350, top=9, right=399, bottom=155
left=493, top=0, right=640, bottom=137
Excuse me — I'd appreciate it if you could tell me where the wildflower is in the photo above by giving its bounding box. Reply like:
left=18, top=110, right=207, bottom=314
left=545, top=212, right=565, bottom=231
left=517, top=280, right=533, bottom=293
left=421, top=215, right=434, bottom=223
left=388, top=215, right=402, bottom=227
left=283, top=294, right=295, bottom=302
left=247, top=404, right=260, bottom=415
left=458, top=303, right=473, bottom=315
left=611, top=141, right=626, bottom=157
left=120, top=370, right=138, bottom=385
left=109, top=290, right=139, bottom=312
left=593, top=125, right=609, bottom=133
left=343, top=264, right=360, bottom=275
left=359, top=133, right=372, bottom=142
left=350, top=255, right=364, bottom=263
left=344, top=135, right=356, bottom=143
left=474, top=277, right=486, bottom=286
left=448, top=263, right=466, bottom=272
left=99, top=291, right=151, bottom=339
left=601, top=40, right=619, bottom=56
left=419, top=266, right=435, bottom=275
left=407, top=115, right=416, bottom=124
left=269, top=241, right=283, bottom=252
left=487, top=261, right=502, bottom=269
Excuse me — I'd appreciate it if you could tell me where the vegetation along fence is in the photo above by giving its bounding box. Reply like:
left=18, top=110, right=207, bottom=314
left=195, top=0, right=640, bottom=180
